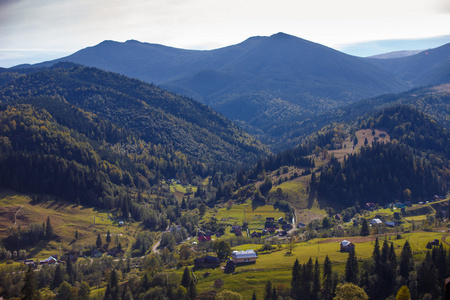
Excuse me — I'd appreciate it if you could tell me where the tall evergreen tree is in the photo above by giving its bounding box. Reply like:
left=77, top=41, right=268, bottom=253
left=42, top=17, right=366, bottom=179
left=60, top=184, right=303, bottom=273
left=181, top=267, right=191, bottom=289
left=417, top=251, right=440, bottom=299
left=66, top=256, right=75, bottom=284
left=323, top=255, right=333, bottom=300
left=345, top=251, right=359, bottom=284
left=52, top=264, right=63, bottom=289
left=373, top=237, right=381, bottom=274
left=45, top=216, right=53, bottom=239
left=96, top=233, right=102, bottom=248
left=389, top=242, right=397, bottom=266
left=106, top=230, right=111, bottom=244
left=399, top=241, right=414, bottom=280
left=360, top=218, right=369, bottom=236
left=104, top=270, right=119, bottom=300
left=291, top=259, right=301, bottom=299
left=188, top=280, right=197, bottom=300
left=264, top=281, right=272, bottom=300
left=21, top=266, right=41, bottom=300
left=312, top=258, right=321, bottom=300
left=252, top=291, right=257, bottom=300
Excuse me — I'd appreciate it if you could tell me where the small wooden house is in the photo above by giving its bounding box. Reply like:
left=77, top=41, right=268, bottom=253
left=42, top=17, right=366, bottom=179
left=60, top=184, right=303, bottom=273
left=231, top=250, right=258, bottom=264
left=340, top=240, right=355, bottom=252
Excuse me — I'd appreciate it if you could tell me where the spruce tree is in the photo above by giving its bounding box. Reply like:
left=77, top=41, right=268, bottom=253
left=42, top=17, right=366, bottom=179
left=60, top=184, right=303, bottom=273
left=345, top=251, right=359, bottom=284
left=96, top=233, right=102, bottom=248
left=323, top=255, right=333, bottom=300
left=312, top=258, right=321, bottom=299
left=106, top=230, right=111, bottom=244
left=264, top=281, right=272, bottom=300
left=188, top=280, right=197, bottom=300
left=291, top=259, right=301, bottom=299
left=52, top=264, right=63, bottom=289
left=252, top=291, right=257, bottom=300
left=360, top=218, right=369, bottom=236
left=399, top=240, right=413, bottom=280
left=21, top=266, right=41, bottom=300
left=45, top=216, right=53, bottom=239
left=181, top=267, right=191, bottom=288
left=104, top=269, right=119, bottom=300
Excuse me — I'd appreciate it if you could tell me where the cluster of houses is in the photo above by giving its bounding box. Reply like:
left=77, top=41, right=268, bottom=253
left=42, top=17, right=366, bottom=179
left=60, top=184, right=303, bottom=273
left=197, top=216, right=292, bottom=242
left=368, top=218, right=398, bottom=228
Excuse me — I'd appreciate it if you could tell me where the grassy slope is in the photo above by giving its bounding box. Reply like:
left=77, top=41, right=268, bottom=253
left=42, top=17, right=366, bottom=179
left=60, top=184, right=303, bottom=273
left=193, top=231, right=448, bottom=299
left=0, top=189, right=138, bottom=260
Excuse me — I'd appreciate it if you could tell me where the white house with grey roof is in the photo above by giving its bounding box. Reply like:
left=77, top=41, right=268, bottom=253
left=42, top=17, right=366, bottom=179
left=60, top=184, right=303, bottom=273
left=231, top=249, right=258, bottom=264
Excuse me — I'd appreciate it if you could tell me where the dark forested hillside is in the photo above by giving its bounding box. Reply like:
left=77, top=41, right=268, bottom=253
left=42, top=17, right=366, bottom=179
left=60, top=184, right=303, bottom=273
left=0, top=64, right=267, bottom=167
left=315, top=142, right=447, bottom=207
left=314, top=105, right=449, bottom=207
left=361, top=105, right=450, bottom=159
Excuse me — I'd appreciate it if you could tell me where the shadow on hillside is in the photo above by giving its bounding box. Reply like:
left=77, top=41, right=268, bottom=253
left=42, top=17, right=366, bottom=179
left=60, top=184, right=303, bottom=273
left=307, top=190, right=315, bottom=209
left=251, top=199, right=266, bottom=211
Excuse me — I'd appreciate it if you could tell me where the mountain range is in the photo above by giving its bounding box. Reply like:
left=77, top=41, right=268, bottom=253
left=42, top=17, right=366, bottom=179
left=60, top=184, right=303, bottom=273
left=9, top=33, right=450, bottom=148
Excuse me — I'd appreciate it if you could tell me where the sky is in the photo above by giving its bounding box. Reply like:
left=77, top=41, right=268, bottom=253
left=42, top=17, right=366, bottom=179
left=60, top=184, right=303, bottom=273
left=1, top=0, right=449, bottom=67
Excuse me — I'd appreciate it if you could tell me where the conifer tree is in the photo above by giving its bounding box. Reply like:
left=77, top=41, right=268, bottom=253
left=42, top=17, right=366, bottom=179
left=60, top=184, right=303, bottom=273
left=181, top=267, right=191, bottom=289
left=345, top=251, right=359, bottom=284
left=188, top=280, right=197, bottom=300
left=21, top=266, right=41, bottom=300
left=75, top=229, right=78, bottom=239
left=291, top=259, right=301, bottom=299
left=251, top=291, right=257, bottom=300
left=272, top=286, right=277, bottom=300
left=312, top=258, right=321, bottom=299
left=399, top=240, right=413, bottom=280
left=323, top=255, right=333, bottom=300
left=52, top=264, right=63, bottom=289
left=104, top=269, right=119, bottom=300
left=360, top=218, right=369, bottom=236
left=106, top=230, right=111, bottom=244
left=264, top=281, right=272, bottom=300
left=96, top=233, right=102, bottom=248
left=45, top=216, right=53, bottom=239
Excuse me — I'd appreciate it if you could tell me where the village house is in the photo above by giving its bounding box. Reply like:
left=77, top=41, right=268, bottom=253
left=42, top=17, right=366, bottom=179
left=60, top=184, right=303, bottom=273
left=39, top=256, right=58, bottom=265
left=340, top=240, right=356, bottom=252
left=370, top=218, right=383, bottom=226
left=231, top=249, right=258, bottom=264
left=194, top=255, right=221, bottom=269
left=386, top=221, right=397, bottom=227
left=231, top=225, right=242, bottom=236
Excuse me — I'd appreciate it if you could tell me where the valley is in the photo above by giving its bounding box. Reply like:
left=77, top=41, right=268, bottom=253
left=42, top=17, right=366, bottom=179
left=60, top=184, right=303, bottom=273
left=0, top=35, right=448, bottom=300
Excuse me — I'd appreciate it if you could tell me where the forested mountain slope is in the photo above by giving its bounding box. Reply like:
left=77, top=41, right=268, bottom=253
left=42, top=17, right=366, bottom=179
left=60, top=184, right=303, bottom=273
left=0, top=64, right=267, bottom=167
left=242, top=105, right=448, bottom=209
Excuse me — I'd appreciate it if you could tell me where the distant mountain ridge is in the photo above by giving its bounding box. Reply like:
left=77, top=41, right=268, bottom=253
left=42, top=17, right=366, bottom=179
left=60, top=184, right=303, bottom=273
left=368, top=49, right=424, bottom=59
left=10, top=33, right=450, bottom=148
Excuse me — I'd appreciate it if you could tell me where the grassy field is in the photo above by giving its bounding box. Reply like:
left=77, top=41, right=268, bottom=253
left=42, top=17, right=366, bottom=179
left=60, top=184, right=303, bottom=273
left=0, top=189, right=138, bottom=260
left=213, top=200, right=286, bottom=232
left=192, top=230, right=448, bottom=299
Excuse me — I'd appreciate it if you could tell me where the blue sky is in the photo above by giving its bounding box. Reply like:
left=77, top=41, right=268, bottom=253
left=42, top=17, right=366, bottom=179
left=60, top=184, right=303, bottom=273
left=1, top=0, right=449, bottom=67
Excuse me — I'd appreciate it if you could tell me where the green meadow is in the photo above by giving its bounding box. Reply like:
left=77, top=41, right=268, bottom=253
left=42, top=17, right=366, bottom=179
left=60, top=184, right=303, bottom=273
left=0, top=189, right=137, bottom=260
left=192, top=231, right=448, bottom=299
